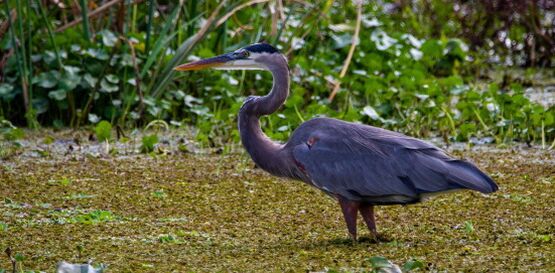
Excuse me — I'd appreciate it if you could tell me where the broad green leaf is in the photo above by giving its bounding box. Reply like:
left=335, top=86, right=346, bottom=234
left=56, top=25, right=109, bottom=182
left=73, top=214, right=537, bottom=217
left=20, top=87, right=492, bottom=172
left=120, top=53, right=134, bottom=67
left=368, top=256, right=392, bottom=268
left=70, top=44, right=81, bottom=52
left=32, top=98, right=49, bottom=114
left=464, top=220, right=475, bottom=233
left=371, top=29, right=397, bottom=51
left=277, top=125, right=289, bottom=132
left=100, top=78, right=119, bottom=93
left=402, top=259, right=425, bottom=272
left=415, top=94, right=429, bottom=100
left=361, top=105, right=381, bottom=120
left=105, top=74, right=119, bottom=84
left=0, top=83, right=14, bottom=96
left=59, top=68, right=81, bottom=91
left=48, top=89, right=67, bottom=101
left=14, top=253, right=24, bottom=262
left=329, top=23, right=354, bottom=32
left=95, top=121, right=112, bottom=141
left=43, top=50, right=58, bottom=65
left=64, top=65, right=81, bottom=75
left=100, top=30, right=118, bottom=47
left=33, top=71, right=60, bottom=88
left=83, top=74, right=98, bottom=88
left=331, top=33, right=352, bottom=49
left=141, top=134, right=159, bottom=153
left=421, top=39, right=442, bottom=58
left=88, top=113, right=100, bottom=124
left=86, top=48, right=109, bottom=60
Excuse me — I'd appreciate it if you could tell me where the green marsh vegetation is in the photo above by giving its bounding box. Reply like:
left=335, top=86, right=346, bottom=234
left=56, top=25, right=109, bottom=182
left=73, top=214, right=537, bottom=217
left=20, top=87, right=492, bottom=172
left=0, top=0, right=554, bottom=271
left=0, top=0, right=553, bottom=146
left=0, top=138, right=553, bottom=271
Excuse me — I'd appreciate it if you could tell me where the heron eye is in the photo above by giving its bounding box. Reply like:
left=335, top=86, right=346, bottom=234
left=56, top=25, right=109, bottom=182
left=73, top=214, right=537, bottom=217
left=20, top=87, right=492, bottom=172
left=243, top=51, right=250, bottom=58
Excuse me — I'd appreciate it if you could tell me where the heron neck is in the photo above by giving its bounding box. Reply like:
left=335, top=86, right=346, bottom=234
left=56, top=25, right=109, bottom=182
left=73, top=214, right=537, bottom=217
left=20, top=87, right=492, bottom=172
left=256, top=61, right=290, bottom=115
left=238, top=61, right=290, bottom=176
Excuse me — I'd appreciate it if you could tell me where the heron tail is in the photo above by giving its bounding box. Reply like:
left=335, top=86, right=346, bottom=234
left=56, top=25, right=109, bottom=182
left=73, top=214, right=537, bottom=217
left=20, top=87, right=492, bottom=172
left=444, top=160, right=498, bottom=193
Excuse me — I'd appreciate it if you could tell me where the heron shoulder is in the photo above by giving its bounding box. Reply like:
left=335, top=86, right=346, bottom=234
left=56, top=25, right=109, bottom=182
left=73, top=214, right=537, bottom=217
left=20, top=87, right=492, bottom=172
left=289, top=117, right=438, bottom=151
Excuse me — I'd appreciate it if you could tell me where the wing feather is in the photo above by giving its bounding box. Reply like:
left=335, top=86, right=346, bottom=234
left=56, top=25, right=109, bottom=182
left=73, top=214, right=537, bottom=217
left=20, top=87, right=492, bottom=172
left=289, top=118, right=497, bottom=202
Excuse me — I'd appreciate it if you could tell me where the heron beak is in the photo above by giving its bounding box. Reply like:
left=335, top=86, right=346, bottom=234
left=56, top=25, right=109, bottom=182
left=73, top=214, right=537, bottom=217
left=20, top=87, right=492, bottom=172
left=174, top=54, right=233, bottom=71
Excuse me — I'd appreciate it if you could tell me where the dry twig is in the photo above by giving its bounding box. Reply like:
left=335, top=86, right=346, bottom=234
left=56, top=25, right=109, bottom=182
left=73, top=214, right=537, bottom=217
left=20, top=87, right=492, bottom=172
left=55, top=0, right=143, bottom=32
left=328, top=0, right=362, bottom=102
left=5, top=247, right=17, bottom=273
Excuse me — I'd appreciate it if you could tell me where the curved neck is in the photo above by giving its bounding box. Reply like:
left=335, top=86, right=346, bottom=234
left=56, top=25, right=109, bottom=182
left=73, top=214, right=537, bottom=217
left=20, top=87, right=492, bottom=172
left=255, top=61, right=290, bottom=116
left=238, top=56, right=290, bottom=176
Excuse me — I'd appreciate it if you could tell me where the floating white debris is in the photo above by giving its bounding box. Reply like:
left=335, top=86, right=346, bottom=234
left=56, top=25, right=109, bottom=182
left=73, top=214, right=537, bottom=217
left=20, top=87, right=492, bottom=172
left=56, top=261, right=106, bottom=273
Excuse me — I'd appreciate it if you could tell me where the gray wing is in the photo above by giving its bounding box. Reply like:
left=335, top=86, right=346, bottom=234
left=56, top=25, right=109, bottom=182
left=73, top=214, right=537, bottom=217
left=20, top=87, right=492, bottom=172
left=290, top=118, right=497, bottom=203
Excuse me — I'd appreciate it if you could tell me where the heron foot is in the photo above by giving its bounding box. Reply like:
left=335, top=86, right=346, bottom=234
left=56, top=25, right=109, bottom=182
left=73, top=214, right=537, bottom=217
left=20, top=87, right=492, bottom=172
left=349, top=233, right=358, bottom=244
left=370, top=232, right=392, bottom=243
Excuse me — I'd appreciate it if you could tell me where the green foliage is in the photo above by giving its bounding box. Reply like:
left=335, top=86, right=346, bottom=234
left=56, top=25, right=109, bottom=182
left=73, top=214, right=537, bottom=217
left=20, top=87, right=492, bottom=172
left=151, top=189, right=167, bottom=199
left=0, top=222, right=7, bottom=232
left=3, top=127, right=24, bottom=141
left=140, top=134, right=158, bottom=153
left=59, top=177, right=72, bottom=186
left=0, top=1, right=552, bottom=146
left=14, top=253, right=24, bottom=262
left=402, top=259, right=426, bottom=272
left=367, top=256, right=395, bottom=272
left=0, top=148, right=553, bottom=271
left=158, top=234, right=180, bottom=244
left=94, top=121, right=112, bottom=142
left=464, top=220, right=475, bottom=234
left=71, top=210, right=116, bottom=224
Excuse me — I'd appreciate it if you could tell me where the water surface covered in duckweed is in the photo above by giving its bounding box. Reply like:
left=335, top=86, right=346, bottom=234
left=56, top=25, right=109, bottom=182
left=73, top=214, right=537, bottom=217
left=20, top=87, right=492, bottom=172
left=0, top=130, right=554, bottom=272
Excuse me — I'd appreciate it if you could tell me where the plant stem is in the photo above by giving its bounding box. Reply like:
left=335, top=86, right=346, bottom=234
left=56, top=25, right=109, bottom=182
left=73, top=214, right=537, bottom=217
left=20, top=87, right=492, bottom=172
left=441, top=106, right=457, bottom=137
left=36, top=0, right=63, bottom=70
left=78, top=0, right=91, bottom=41
left=12, top=0, right=29, bottom=114
left=145, top=0, right=155, bottom=53
left=79, top=48, right=118, bottom=127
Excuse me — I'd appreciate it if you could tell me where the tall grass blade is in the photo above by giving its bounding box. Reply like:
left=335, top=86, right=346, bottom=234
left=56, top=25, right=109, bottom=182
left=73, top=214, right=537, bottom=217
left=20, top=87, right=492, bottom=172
left=140, top=5, right=182, bottom=77
left=151, top=1, right=227, bottom=98
left=145, top=0, right=156, bottom=53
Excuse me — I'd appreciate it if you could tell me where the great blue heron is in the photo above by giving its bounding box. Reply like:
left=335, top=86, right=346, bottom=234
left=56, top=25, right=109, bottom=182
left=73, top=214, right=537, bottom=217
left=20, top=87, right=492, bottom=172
left=175, top=42, right=498, bottom=241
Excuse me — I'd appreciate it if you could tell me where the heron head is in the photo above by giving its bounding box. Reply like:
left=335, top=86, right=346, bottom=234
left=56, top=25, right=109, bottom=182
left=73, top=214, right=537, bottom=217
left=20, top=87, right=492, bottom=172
left=174, top=42, right=284, bottom=71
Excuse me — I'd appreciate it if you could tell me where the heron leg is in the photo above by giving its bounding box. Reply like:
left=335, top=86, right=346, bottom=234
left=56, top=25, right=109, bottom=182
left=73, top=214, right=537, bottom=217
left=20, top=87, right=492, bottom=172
left=359, top=204, right=378, bottom=238
left=338, top=197, right=360, bottom=242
